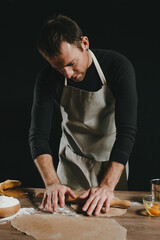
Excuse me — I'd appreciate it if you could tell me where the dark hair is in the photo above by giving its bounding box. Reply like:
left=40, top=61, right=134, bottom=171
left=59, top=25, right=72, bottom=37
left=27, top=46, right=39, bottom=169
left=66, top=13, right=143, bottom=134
left=37, top=14, right=83, bottom=58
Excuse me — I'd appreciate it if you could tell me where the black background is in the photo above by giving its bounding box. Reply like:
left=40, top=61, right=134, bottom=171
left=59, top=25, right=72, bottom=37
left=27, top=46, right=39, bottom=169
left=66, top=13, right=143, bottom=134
left=1, top=0, right=160, bottom=190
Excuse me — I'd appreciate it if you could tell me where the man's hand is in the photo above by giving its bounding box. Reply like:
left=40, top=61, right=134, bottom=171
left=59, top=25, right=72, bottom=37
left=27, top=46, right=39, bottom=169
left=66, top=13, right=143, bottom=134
left=40, top=183, right=76, bottom=212
left=79, top=186, right=114, bottom=216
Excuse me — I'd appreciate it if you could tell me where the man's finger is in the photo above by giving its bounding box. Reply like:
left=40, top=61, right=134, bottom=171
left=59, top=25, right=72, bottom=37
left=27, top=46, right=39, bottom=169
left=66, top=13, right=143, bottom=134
left=46, top=192, right=53, bottom=212
left=82, top=193, right=96, bottom=212
left=104, top=195, right=113, bottom=213
left=59, top=190, right=65, bottom=208
left=40, top=192, right=47, bottom=209
left=52, top=192, right=58, bottom=212
left=79, top=189, right=90, bottom=199
left=86, top=196, right=100, bottom=216
left=94, top=198, right=105, bottom=216
left=66, top=188, right=77, bottom=199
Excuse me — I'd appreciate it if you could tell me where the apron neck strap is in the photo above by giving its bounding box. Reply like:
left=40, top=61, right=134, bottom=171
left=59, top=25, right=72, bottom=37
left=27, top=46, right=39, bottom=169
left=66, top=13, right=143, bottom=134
left=64, top=77, right=67, bottom=86
left=89, top=49, right=106, bottom=85
left=64, top=49, right=107, bottom=86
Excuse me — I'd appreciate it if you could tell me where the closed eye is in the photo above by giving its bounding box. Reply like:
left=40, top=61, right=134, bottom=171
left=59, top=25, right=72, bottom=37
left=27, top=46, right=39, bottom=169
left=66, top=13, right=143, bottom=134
left=66, top=61, right=76, bottom=67
left=55, top=61, right=76, bottom=70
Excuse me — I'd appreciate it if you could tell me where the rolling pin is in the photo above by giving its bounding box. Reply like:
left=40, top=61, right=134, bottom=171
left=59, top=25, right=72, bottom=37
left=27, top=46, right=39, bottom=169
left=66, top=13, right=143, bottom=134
left=66, top=195, right=131, bottom=208
left=36, top=192, right=131, bottom=208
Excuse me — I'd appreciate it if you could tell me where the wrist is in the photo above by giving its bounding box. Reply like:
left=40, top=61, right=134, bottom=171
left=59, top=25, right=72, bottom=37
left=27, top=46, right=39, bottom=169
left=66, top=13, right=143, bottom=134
left=99, top=181, right=115, bottom=192
left=45, top=180, right=60, bottom=188
left=34, top=154, right=61, bottom=188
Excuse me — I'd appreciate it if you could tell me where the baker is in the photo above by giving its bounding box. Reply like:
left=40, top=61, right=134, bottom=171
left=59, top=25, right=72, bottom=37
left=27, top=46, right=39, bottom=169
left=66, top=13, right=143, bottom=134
left=29, top=14, right=137, bottom=216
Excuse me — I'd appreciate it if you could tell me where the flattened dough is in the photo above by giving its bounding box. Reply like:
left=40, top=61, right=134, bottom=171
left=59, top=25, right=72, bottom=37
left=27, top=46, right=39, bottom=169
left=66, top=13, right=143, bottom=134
left=11, top=214, right=127, bottom=240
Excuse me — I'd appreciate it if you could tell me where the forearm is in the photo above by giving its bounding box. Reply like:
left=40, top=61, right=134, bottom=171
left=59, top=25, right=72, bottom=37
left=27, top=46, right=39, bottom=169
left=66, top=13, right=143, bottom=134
left=100, top=161, right=125, bottom=191
left=34, top=154, right=60, bottom=187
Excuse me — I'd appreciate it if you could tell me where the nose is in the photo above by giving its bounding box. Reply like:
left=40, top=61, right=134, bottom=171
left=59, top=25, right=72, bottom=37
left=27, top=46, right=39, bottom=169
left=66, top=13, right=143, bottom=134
left=63, top=67, right=74, bottom=79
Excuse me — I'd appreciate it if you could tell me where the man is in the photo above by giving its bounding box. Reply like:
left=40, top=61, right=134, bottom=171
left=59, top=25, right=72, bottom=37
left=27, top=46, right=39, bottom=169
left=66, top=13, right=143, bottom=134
left=29, top=14, right=137, bottom=216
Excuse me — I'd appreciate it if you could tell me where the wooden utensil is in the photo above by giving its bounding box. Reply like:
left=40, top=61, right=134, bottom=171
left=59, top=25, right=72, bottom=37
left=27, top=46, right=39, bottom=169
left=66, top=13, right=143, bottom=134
left=66, top=195, right=131, bottom=208
left=0, top=202, right=20, bottom=218
left=0, top=180, right=21, bottom=191
left=0, top=180, right=27, bottom=198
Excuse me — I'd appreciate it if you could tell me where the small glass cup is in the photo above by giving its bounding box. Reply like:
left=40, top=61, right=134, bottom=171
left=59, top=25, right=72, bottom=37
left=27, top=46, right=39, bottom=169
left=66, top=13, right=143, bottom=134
left=150, top=178, right=160, bottom=200
left=143, top=195, right=160, bottom=216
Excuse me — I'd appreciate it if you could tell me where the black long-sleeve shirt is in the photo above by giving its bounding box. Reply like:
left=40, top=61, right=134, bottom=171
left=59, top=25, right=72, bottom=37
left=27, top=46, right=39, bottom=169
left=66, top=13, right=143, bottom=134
left=29, top=49, right=137, bottom=166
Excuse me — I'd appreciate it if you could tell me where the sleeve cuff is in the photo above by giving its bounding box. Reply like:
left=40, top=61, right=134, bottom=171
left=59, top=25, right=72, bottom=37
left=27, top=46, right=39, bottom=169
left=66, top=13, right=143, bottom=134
left=30, top=146, right=52, bottom=160
left=109, top=149, right=129, bottom=166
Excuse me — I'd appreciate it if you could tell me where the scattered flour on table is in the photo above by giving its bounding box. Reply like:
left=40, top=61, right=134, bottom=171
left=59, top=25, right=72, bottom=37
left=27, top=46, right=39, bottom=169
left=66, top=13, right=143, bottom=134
left=43, top=205, right=80, bottom=217
left=0, top=207, right=36, bottom=225
left=0, top=202, right=79, bottom=225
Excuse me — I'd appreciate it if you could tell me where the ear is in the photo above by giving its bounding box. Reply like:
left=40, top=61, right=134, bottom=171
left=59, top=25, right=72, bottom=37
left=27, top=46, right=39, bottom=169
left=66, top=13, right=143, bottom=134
left=81, top=36, right=89, bottom=51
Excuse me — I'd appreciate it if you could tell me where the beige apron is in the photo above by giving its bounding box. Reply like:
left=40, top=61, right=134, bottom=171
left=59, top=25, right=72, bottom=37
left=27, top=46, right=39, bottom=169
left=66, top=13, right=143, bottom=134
left=57, top=50, right=128, bottom=190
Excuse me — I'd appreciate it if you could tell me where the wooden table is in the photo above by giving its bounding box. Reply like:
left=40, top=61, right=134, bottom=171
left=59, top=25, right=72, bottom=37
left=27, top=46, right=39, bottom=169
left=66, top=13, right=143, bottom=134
left=0, top=189, right=160, bottom=240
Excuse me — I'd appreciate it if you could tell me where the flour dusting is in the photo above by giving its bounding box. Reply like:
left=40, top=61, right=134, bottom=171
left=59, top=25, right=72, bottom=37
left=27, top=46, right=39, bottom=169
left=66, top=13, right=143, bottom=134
left=0, top=207, right=36, bottom=225
left=43, top=205, right=80, bottom=217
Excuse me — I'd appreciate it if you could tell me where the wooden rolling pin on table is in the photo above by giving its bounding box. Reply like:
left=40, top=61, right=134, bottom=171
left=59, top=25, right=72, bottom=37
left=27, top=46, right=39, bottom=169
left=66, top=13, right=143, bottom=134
left=36, top=191, right=131, bottom=208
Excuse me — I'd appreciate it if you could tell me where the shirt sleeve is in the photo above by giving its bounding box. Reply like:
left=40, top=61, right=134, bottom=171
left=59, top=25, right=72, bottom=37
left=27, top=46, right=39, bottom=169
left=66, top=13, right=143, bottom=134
left=108, top=53, right=138, bottom=166
left=29, top=66, right=62, bottom=160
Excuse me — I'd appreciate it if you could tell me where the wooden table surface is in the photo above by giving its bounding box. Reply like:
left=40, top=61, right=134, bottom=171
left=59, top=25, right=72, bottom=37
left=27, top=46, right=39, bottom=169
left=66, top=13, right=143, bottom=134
left=0, top=188, right=160, bottom=240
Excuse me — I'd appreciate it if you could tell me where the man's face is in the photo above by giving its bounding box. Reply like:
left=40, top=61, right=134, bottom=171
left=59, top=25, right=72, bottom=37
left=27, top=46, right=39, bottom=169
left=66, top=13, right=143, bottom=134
left=45, top=37, right=92, bottom=82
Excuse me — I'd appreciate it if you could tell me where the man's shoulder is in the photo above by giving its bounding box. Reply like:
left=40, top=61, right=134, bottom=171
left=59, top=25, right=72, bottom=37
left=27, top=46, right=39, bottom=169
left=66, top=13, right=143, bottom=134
left=34, top=63, right=63, bottom=97
left=92, top=48, right=134, bottom=73
left=92, top=48, right=131, bottom=64
left=37, top=62, right=58, bottom=80
left=36, top=62, right=63, bottom=86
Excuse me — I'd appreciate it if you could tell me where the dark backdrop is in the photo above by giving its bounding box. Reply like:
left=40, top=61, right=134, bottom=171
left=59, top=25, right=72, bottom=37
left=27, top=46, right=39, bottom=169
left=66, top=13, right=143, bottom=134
left=1, top=0, right=160, bottom=190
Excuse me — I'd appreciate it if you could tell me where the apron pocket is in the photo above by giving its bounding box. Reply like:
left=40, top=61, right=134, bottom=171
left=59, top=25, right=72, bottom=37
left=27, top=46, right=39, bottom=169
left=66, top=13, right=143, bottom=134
left=58, top=145, right=103, bottom=189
